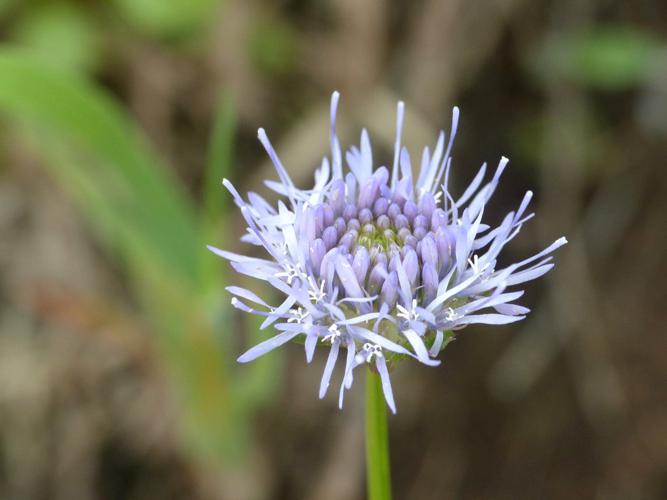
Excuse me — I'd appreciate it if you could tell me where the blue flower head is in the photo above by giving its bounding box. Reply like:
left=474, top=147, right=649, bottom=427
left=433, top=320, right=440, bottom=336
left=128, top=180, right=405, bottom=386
left=209, top=92, right=566, bottom=413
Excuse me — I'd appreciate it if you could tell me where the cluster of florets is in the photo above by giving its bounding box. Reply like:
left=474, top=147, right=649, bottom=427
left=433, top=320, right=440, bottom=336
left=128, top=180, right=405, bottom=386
left=209, top=92, right=566, bottom=413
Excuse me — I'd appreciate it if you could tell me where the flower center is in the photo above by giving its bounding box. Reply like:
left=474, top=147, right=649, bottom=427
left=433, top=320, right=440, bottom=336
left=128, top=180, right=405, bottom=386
left=307, top=169, right=459, bottom=310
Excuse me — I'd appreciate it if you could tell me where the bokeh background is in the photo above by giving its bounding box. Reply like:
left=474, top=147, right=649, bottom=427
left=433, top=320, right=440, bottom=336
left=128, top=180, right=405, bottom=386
left=1, top=0, right=666, bottom=499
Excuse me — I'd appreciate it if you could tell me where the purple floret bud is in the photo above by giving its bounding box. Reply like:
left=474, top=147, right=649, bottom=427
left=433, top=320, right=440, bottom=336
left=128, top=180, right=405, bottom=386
left=373, top=197, right=389, bottom=217
left=329, top=179, right=346, bottom=215
left=435, top=228, right=455, bottom=275
left=419, top=191, right=436, bottom=218
left=413, top=214, right=429, bottom=229
left=422, top=262, right=438, bottom=304
left=368, top=262, right=387, bottom=295
left=309, top=238, right=326, bottom=276
left=431, top=208, right=447, bottom=230
left=403, top=200, right=418, bottom=222
left=304, top=206, right=317, bottom=241
left=339, top=231, right=356, bottom=252
left=390, top=190, right=406, bottom=207
left=323, top=226, right=339, bottom=250
left=403, top=248, right=419, bottom=288
left=397, top=227, right=412, bottom=242
left=404, top=235, right=418, bottom=249
left=372, top=248, right=387, bottom=267
left=358, top=177, right=379, bottom=209
left=334, top=216, right=347, bottom=235
left=387, top=202, right=401, bottom=220
left=380, top=271, right=399, bottom=307
left=352, top=246, right=370, bottom=284
left=359, top=208, right=373, bottom=225
left=377, top=214, right=391, bottom=230
left=315, top=204, right=325, bottom=235
left=379, top=184, right=391, bottom=199
left=394, top=214, right=409, bottom=230
left=413, top=226, right=427, bottom=240
left=420, top=233, right=438, bottom=267
left=388, top=250, right=401, bottom=274
left=374, top=166, right=389, bottom=186
left=319, top=247, right=338, bottom=282
left=347, top=218, right=360, bottom=232
left=343, top=203, right=357, bottom=221
left=323, top=205, right=335, bottom=227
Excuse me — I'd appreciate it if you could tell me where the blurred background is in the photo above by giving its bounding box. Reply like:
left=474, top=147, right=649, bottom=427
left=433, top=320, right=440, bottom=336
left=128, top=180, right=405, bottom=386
left=0, top=0, right=666, bottom=499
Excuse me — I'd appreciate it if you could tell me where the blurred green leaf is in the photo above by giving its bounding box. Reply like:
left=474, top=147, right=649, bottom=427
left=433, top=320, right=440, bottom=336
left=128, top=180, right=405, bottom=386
left=249, top=18, right=298, bottom=77
left=200, top=91, right=235, bottom=294
left=113, top=0, right=223, bottom=39
left=0, top=49, right=239, bottom=461
left=0, top=49, right=281, bottom=464
left=0, top=49, right=201, bottom=284
left=203, top=92, right=235, bottom=228
left=11, top=4, right=103, bottom=74
left=530, top=26, right=665, bottom=89
left=0, top=0, right=18, bottom=17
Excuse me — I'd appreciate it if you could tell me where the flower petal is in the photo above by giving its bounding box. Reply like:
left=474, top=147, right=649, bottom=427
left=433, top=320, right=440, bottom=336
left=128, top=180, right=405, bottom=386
left=237, top=330, right=302, bottom=363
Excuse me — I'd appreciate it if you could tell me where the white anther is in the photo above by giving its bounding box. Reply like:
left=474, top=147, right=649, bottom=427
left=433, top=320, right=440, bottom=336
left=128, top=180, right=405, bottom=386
left=444, top=307, right=459, bottom=321
left=277, top=262, right=306, bottom=285
left=323, top=324, right=341, bottom=343
left=396, top=298, right=420, bottom=322
left=467, top=254, right=489, bottom=275
left=308, top=277, right=326, bottom=303
left=363, top=343, right=383, bottom=362
left=287, top=307, right=308, bottom=323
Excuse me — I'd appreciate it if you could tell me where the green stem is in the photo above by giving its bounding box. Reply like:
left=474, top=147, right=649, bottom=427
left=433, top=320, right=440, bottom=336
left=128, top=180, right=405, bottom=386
left=365, top=369, right=392, bottom=500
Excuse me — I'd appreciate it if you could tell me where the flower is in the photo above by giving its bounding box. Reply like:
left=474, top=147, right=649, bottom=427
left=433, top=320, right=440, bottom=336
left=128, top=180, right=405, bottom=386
left=209, top=92, right=566, bottom=413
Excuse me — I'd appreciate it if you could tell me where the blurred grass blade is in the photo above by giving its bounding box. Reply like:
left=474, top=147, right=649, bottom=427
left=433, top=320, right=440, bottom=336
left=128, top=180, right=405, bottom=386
left=203, top=91, right=235, bottom=228
left=0, top=49, right=246, bottom=461
left=0, top=49, right=202, bottom=285
left=200, top=91, right=235, bottom=292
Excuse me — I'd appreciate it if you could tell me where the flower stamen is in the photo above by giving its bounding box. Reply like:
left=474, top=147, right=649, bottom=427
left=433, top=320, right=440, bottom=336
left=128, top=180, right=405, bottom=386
left=323, top=324, right=341, bottom=343
left=308, top=277, right=326, bottom=303
left=467, top=254, right=489, bottom=275
left=396, top=299, right=420, bottom=322
left=277, top=262, right=306, bottom=285
left=444, top=307, right=459, bottom=321
left=363, top=343, right=383, bottom=362
left=287, top=307, right=308, bottom=323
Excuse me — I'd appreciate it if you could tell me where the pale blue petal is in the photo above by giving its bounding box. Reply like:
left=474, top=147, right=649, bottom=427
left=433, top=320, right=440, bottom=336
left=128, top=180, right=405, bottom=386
left=376, top=356, right=396, bottom=414
left=429, top=330, right=444, bottom=356
left=319, top=339, right=341, bottom=399
left=402, top=329, right=441, bottom=366
left=237, top=330, right=301, bottom=363
left=305, top=332, right=318, bottom=363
